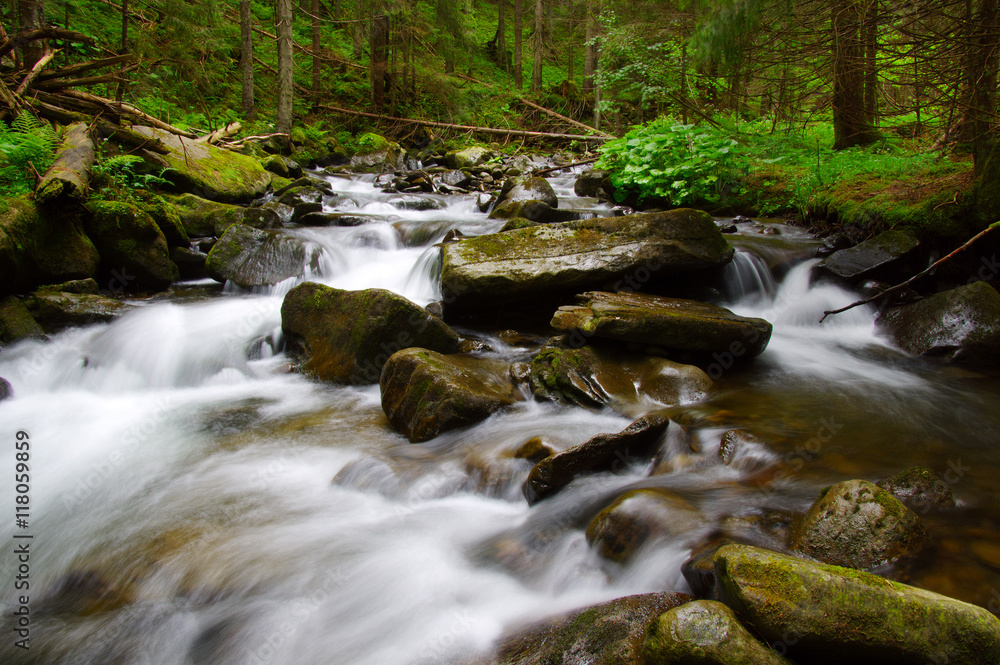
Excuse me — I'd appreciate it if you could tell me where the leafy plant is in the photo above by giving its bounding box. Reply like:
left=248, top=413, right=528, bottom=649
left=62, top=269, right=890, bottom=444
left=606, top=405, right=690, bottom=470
left=92, top=155, right=172, bottom=191
left=0, top=114, right=58, bottom=197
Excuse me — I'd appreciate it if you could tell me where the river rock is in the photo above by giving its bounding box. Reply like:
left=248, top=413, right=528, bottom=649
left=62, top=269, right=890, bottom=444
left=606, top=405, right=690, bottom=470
left=441, top=210, right=734, bottom=312
left=169, top=193, right=281, bottom=237
left=815, top=232, right=855, bottom=258
left=83, top=200, right=174, bottom=292
left=815, top=229, right=920, bottom=283
left=205, top=224, right=306, bottom=288
left=875, top=281, right=1000, bottom=367
left=586, top=488, right=703, bottom=562
left=643, top=600, right=793, bottom=665
left=791, top=479, right=927, bottom=570
left=350, top=134, right=406, bottom=173
left=491, top=592, right=692, bottom=665
left=36, top=278, right=100, bottom=295
left=878, top=465, right=956, bottom=511
left=529, top=340, right=712, bottom=414
left=446, top=146, right=491, bottom=169
left=714, top=543, right=1000, bottom=665
left=574, top=169, right=614, bottom=199
left=281, top=282, right=461, bottom=384
left=169, top=246, right=210, bottom=281
left=0, top=377, right=11, bottom=401
left=133, top=126, right=271, bottom=203
left=0, top=295, right=44, bottom=344
left=261, top=154, right=302, bottom=179
left=499, top=175, right=559, bottom=207
left=551, top=291, right=772, bottom=358
left=380, top=349, right=523, bottom=442
left=24, top=291, right=132, bottom=331
left=437, top=169, right=473, bottom=189
left=522, top=412, right=670, bottom=505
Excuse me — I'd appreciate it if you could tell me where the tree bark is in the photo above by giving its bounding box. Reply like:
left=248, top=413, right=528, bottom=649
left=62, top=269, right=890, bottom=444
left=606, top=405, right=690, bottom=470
left=35, top=122, right=94, bottom=205
left=583, top=0, right=595, bottom=94
left=370, top=10, right=388, bottom=112
left=960, top=0, right=1000, bottom=173
left=862, top=0, right=877, bottom=127
left=532, top=0, right=543, bottom=91
left=832, top=0, right=878, bottom=149
left=240, top=0, right=255, bottom=120
left=497, top=0, right=507, bottom=72
left=312, top=0, right=321, bottom=99
left=17, top=0, right=45, bottom=68
left=514, top=0, right=523, bottom=88
left=115, top=0, right=128, bottom=102
left=276, top=0, right=294, bottom=135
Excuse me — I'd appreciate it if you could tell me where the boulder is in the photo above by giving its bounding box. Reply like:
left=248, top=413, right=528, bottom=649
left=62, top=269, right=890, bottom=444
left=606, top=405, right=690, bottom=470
left=0, top=295, right=44, bottom=344
left=36, top=278, right=100, bottom=295
left=586, top=488, right=703, bottom=562
left=714, top=544, right=1000, bottom=665
left=295, top=212, right=368, bottom=227
left=815, top=232, right=855, bottom=258
left=491, top=592, right=692, bottom=665
left=815, top=230, right=920, bottom=283
left=522, top=412, right=670, bottom=505
left=441, top=210, right=734, bottom=311
left=169, top=193, right=281, bottom=237
left=205, top=224, right=306, bottom=289
left=437, top=169, right=473, bottom=189
left=169, top=246, right=210, bottom=281
left=529, top=341, right=712, bottom=414
left=497, top=175, right=559, bottom=208
left=280, top=282, right=461, bottom=384
left=878, top=466, right=956, bottom=511
left=24, top=291, right=132, bottom=331
left=643, top=600, right=793, bottom=665
left=83, top=201, right=174, bottom=293
left=791, top=479, right=926, bottom=570
left=551, top=291, right=772, bottom=358
left=133, top=126, right=271, bottom=203
left=261, top=154, right=302, bottom=179
left=350, top=133, right=406, bottom=173
left=489, top=200, right=578, bottom=223
left=574, top=169, right=614, bottom=199
left=138, top=196, right=190, bottom=247
left=380, top=349, right=523, bottom=442
left=875, top=281, right=1000, bottom=367
left=445, top=146, right=491, bottom=169
left=0, top=377, right=11, bottom=401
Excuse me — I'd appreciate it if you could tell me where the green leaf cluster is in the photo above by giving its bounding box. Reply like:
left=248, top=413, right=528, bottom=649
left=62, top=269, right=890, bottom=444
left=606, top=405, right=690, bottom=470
left=0, top=114, right=58, bottom=197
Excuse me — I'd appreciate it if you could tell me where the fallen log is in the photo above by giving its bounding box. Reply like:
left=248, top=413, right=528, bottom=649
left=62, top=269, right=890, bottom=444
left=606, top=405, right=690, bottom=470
left=0, top=29, right=95, bottom=61
left=0, top=76, right=25, bottom=120
left=516, top=97, right=615, bottom=139
left=36, top=54, right=135, bottom=81
left=35, top=121, right=95, bottom=204
left=35, top=72, right=131, bottom=90
left=15, top=47, right=59, bottom=95
left=532, top=156, right=600, bottom=176
left=28, top=98, right=170, bottom=154
left=321, top=105, right=610, bottom=142
left=196, top=121, right=242, bottom=144
left=56, top=89, right=198, bottom=139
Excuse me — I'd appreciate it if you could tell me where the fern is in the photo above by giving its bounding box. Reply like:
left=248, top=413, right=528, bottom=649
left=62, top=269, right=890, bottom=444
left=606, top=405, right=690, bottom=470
left=92, top=154, right=173, bottom=190
left=0, top=113, right=58, bottom=196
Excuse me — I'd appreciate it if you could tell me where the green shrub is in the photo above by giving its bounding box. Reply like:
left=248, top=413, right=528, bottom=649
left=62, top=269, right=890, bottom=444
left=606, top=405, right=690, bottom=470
left=0, top=114, right=58, bottom=196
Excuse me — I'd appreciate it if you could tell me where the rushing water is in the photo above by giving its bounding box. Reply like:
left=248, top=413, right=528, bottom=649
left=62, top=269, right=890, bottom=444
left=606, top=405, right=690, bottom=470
left=2, top=174, right=1000, bottom=664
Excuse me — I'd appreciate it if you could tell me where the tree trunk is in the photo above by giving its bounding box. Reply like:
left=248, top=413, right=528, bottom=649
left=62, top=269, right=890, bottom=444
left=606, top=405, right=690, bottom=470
left=960, top=0, right=1000, bottom=173
left=240, top=0, right=256, bottom=120
left=832, top=0, right=878, bottom=149
left=862, top=0, right=877, bottom=127
left=514, top=0, right=522, bottom=89
left=275, top=0, right=294, bottom=135
left=583, top=0, right=595, bottom=94
left=497, top=0, right=507, bottom=72
left=35, top=122, right=95, bottom=205
left=312, top=0, right=321, bottom=99
left=532, top=0, right=543, bottom=91
left=370, top=10, right=388, bottom=112
left=18, top=0, right=44, bottom=68
left=115, top=0, right=128, bottom=102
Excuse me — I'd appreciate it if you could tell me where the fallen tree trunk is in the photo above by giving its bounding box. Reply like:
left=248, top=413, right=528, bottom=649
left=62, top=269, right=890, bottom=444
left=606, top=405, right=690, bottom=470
left=28, top=98, right=170, bottom=154
left=322, top=105, right=610, bottom=142
left=36, top=55, right=136, bottom=81
left=0, top=29, right=95, bottom=60
left=516, top=97, right=615, bottom=139
left=15, top=47, right=59, bottom=95
left=35, top=122, right=95, bottom=204
left=197, top=121, right=242, bottom=144
left=532, top=156, right=600, bottom=176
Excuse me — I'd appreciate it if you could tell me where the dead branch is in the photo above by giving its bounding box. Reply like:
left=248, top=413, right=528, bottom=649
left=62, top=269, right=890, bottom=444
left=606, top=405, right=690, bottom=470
left=516, top=98, right=615, bottom=139
left=0, top=29, right=95, bottom=60
left=532, top=157, right=600, bottom=176
left=15, top=48, right=60, bottom=96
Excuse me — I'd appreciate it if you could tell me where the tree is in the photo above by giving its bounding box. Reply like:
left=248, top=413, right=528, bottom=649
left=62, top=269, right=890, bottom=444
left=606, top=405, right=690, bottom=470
left=276, top=0, right=294, bottom=134
left=832, top=0, right=879, bottom=148
left=240, top=0, right=255, bottom=120
left=583, top=0, right=596, bottom=93
left=371, top=8, right=389, bottom=111
left=17, top=0, right=45, bottom=68
left=533, top=0, right=543, bottom=91
left=312, top=0, right=322, bottom=100
left=515, top=0, right=523, bottom=88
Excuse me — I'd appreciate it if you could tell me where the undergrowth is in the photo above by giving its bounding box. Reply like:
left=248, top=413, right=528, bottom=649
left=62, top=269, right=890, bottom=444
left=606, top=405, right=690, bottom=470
left=0, top=114, right=58, bottom=197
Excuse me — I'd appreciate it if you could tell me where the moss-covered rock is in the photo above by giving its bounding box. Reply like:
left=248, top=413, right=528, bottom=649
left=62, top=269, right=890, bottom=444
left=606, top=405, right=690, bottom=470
left=168, top=193, right=280, bottom=238
left=489, top=199, right=578, bottom=223
left=714, top=543, right=1000, bottom=665
left=132, top=126, right=271, bottom=203
left=349, top=133, right=405, bottom=173
left=496, top=175, right=559, bottom=208
left=82, top=200, right=173, bottom=293
left=878, top=465, right=956, bottom=511
left=379, top=349, right=524, bottom=442
left=280, top=282, right=461, bottom=384
left=522, top=412, right=670, bottom=505
left=24, top=291, right=132, bottom=332
left=490, top=592, right=692, bottom=665
left=0, top=295, right=44, bottom=344
left=586, top=488, right=703, bottom=562
left=261, top=154, right=302, bottom=179
left=644, top=600, right=793, bottom=665
left=169, top=246, right=209, bottom=280
left=791, top=479, right=926, bottom=570
left=551, top=291, right=772, bottom=358
left=529, top=340, right=712, bottom=415
left=205, top=224, right=306, bottom=288
left=875, top=281, right=1000, bottom=367
left=441, top=210, right=734, bottom=312
left=574, top=169, right=614, bottom=199
left=137, top=195, right=189, bottom=247
left=815, top=229, right=921, bottom=284
left=36, top=278, right=99, bottom=294
left=445, top=146, right=492, bottom=170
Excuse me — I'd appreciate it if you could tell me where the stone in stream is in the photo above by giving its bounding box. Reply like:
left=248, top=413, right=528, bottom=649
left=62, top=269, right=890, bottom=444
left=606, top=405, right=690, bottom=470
left=875, top=281, right=1000, bottom=367
left=815, top=229, right=920, bottom=283
left=168, top=193, right=282, bottom=238
left=169, top=246, right=210, bottom=281
left=445, top=146, right=492, bottom=169
left=83, top=200, right=175, bottom=292
left=349, top=134, right=406, bottom=173
left=489, top=175, right=574, bottom=224
left=528, top=339, right=712, bottom=416
left=551, top=291, right=772, bottom=359
left=281, top=282, right=461, bottom=384
left=440, top=209, right=734, bottom=313
left=487, top=592, right=692, bottom=665
left=643, top=600, right=793, bottom=665
left=791, top=479, right=927, bottom=570
left=0, top=377, right=11, bottom=401
left=713, top=543, right=1000, bottom=665
left=574, top=169, right=614, bottom=199
left=205, top=224, right=307, bottom=289
left=585, top=488, right=704, bottom=563
left=24, top=291, right=133, bottom=331
left=877, top=465, right=956, bottom=511
left=379, top=349, right=524, bottom=442
left=522, top=412, right=670, bottom=505
left=0, top=295, right=45, bottom=344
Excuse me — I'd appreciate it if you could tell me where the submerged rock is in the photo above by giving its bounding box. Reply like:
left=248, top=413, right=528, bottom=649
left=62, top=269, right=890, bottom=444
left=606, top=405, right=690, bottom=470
left=0, top=377, right=11, bottom=401
left=25, top=291, right=132, bottom=331
left=816, top=229, right=920, bottom=283
left=878, top=465, right=956, bottom=511
left=380, top=349, right=523, bottom=442
left=586, top=488, right=703, bottom=562
left=83, top=200, right=174, bottom=292
left=0, top=295, right=45, bottom=344
left=281, top=282, right=460, bottom=384
left=551, top=291, right=772, bottom=358
left=875, top=281, right=1000, bottom=367
left=441, top=210, right=734, bottom=312
left=491, top=592, right=692, bottom=665
left=205, top=224, right=306, bottom=288
left=643, top=600, right=793, bottom=665
left=522, top=412, right=670, bottom=505
left=791, top=479, right=926, bottom=570
left=714, top=544, right=1000, bottom=665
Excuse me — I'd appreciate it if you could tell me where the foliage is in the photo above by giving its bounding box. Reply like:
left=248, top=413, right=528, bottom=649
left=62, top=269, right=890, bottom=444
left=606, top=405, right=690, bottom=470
left=0, top=114, right=59, bottom=197
left=91, top=155, right=172, bottom=196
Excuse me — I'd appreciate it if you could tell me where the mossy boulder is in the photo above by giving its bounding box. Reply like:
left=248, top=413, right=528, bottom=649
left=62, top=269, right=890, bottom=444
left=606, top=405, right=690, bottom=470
left=791, top=479, right=926, bottom=570
left=878, top=466, right=956, bottom=511
left=445, top=146, right=492, bottom=169
left=489, top=200, right=578, bottom=223
left=261, top=154, right=302, bottom=179
left=551, top=291, right=772, bottom=358
left=644, top=600, right=793, bottom=665
left=586, top=488, right=703, bottom=562
left=522, top=412, right=670, bottom=505
left=714, top=543, right=1000, bottom=665
left=168, top=193, right=280, bottom=238
left=0, top=295, right=44, bottom=344
left=36, top=278, right=100, bottom=294
left=815, top=229, right=921, bottom=284
left=132, top=126, right=271, bottom=203
left=169, top=246, right=209, bottom=280
left=380, top=349, right=524, bottom=442
left=205, top=224, right=306, bottom=289
left=441, top=210, right=734, bottom=312
left=24, top=291, right=132, bottom=332
left=875, top=281, right=1000, bottom=367
left=495, top=175, right=558, bottom=208
left=349, top=133, right=405, bottom=173
left=280, top=282, right=461, bottom=384
left=574, top=169, right=614, bottom=199
left=137, top=196, right=189, bottom=247
left=529, top=341, right=712, bottom=415
left=83, top=200, right=174, bottom=293
left=491, top=592, right=692, bottom=665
